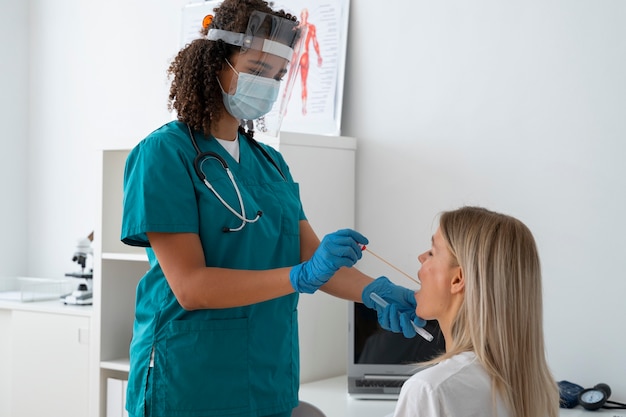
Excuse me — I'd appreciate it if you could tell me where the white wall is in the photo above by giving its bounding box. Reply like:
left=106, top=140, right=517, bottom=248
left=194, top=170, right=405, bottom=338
left=346, top=0, right=626, bottom=396
left=26, top=0, right=187, bottom=276
left=0, top=0, right=28, bottom=278
left=11, top=0, right=626, bottom=397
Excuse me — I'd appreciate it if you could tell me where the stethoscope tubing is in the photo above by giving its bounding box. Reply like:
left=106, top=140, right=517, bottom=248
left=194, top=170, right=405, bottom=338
left=198, top=157, right=262, bottom=232
left=187, top=123, right=282, bottom=232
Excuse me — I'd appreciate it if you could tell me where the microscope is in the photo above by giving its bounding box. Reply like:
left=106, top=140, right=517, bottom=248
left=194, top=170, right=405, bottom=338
left=61, top=232, right=94, bottom=305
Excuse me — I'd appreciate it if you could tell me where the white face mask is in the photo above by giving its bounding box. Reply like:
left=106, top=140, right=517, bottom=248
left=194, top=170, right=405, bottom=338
left=219, top=60, right=280, bottom=120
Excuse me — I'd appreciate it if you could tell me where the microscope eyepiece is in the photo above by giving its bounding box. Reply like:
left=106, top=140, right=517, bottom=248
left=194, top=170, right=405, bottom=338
left=72, top=252, right=88, bottom=269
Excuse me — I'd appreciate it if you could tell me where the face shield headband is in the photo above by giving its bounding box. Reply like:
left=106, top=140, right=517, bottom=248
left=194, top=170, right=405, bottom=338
left=207, top=11, right=307, bottom=139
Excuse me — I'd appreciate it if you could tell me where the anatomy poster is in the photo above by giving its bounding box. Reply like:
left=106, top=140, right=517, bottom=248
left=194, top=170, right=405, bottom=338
left=276, top=0, right=349, bottom=136
left=181, top=0, right=349, bottom=136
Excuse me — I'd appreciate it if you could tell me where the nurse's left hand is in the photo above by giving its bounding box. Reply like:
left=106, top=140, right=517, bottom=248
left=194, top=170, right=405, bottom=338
left=290, top=229, right=368, bottom=294
left=362, top=276, right=426, bottom=338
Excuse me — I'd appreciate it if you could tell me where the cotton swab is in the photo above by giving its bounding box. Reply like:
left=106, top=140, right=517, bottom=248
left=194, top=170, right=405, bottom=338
left=361, top=246, right=421, bottom=286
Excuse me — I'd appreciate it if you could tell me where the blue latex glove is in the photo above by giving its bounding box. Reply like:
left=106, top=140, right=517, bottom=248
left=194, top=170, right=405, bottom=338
left=290, top=229, right=368, bottom=294
left=362, top=276, right=426, bottom=338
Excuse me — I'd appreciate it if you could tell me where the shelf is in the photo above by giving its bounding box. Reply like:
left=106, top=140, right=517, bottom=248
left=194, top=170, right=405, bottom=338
left=101, top=358, right=130, bottom=373
left=102, top=252, right=148, bottom=262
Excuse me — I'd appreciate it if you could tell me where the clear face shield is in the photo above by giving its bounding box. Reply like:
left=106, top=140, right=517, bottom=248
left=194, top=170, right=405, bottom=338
left=208, top=11, right=307, bottom=139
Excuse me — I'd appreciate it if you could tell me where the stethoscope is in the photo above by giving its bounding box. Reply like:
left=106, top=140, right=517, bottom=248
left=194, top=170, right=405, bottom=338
left=187, top=124, right=286, bottom=233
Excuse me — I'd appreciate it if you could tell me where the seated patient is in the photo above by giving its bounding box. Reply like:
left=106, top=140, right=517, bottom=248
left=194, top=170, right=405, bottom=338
left=392, top=206, right=559, bottom=417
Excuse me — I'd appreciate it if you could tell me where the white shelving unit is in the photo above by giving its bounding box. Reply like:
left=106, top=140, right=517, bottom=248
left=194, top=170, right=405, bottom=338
left=90, top=133, right=356, bottom=417
left=90, top=149, right=149, bottom=417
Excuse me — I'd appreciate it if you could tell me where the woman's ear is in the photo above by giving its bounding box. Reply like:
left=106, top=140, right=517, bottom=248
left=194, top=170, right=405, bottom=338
left=450, top=266, right=465, bottom=294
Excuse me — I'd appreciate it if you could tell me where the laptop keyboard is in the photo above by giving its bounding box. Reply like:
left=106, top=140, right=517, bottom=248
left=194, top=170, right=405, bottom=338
left=355, top=378, right=407, bottom=388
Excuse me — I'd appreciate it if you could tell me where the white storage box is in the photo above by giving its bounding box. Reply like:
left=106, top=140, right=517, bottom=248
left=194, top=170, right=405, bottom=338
left=0, top=277, right=71, bottom=302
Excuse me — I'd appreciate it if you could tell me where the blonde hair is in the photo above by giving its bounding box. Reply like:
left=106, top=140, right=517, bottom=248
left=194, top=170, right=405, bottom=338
left=437, top=206, right=559, bottom=417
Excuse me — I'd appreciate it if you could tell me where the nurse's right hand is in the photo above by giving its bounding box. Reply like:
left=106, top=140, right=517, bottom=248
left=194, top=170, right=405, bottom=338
left=290, top=229, right=368, bottom=294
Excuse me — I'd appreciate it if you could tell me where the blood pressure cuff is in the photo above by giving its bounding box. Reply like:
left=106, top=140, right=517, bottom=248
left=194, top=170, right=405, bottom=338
left=558, top=380, right=584, bottom=408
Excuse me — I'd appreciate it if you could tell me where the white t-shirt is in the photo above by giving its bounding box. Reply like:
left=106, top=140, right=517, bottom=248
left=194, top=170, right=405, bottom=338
left=215, top=137, right=240, bottom=162
left=392, top=351, right=510, bottom=417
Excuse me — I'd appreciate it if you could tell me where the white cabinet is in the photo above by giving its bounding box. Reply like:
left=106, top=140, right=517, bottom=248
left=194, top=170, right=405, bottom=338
left=0, top=302, right=91, bottom=417
left=0, top=310, right=10, bottom=417
left=91, top=133, right=356, bottom=416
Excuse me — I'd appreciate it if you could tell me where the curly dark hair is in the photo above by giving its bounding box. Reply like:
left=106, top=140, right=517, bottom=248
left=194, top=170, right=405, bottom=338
left=167, top=0, right=297, bottom=136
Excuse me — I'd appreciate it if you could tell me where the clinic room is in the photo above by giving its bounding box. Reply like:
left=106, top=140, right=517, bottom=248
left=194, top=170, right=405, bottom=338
left=1, top=1, right=625, bottom=417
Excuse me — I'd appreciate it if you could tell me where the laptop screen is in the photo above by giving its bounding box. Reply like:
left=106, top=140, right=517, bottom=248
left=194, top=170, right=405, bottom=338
left=348, top=302, right=446, bottom=398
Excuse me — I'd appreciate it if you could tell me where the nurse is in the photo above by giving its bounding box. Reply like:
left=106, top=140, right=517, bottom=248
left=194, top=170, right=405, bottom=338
left=121, top=1, right=424, bottom=416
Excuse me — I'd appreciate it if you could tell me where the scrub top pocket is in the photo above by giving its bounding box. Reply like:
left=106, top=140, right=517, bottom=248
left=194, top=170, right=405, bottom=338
left=155, top=318, right=250, bottom=416
left=265, top=181, right=302, bottom=236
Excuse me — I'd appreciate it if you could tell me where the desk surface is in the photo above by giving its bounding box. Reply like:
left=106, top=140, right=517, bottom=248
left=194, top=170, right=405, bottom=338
left=0, top=298, right=92, bottom=317
left=299, top=376, right=625, bottom=417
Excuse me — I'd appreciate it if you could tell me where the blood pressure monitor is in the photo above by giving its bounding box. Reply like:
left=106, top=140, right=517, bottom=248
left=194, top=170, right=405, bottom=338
left=578, top=384, right=611, bottom=410
left=578, top=383, right=626, bottom=410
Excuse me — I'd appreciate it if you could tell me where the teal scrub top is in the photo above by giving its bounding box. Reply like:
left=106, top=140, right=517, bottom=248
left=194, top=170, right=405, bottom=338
left=121, top=121, right=306, bottom=417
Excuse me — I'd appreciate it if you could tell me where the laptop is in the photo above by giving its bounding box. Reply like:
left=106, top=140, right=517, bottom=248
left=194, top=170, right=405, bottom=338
left=347, top=302, right=446, bottom=399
